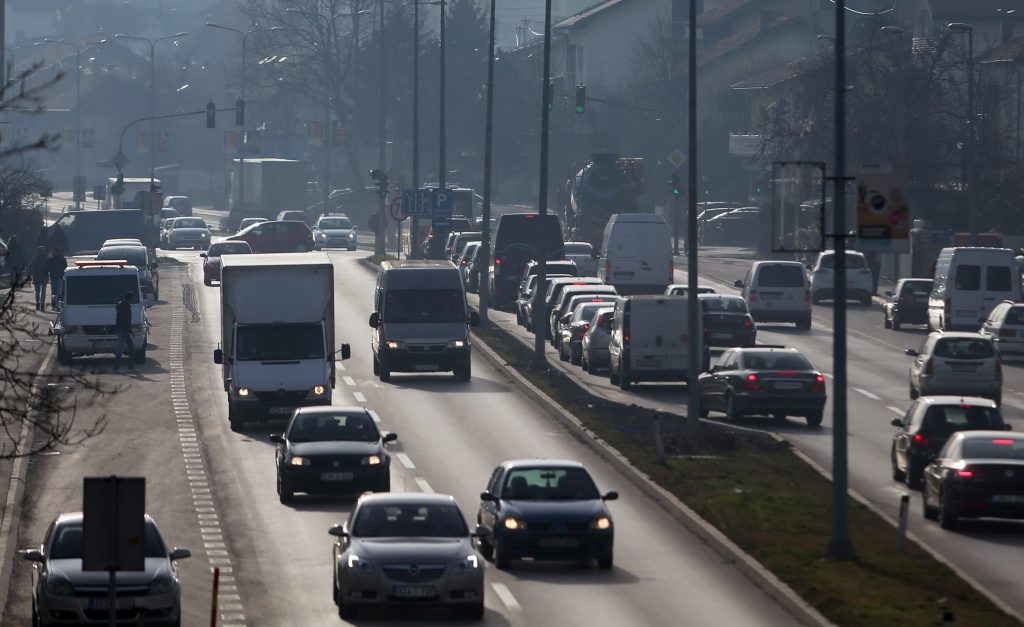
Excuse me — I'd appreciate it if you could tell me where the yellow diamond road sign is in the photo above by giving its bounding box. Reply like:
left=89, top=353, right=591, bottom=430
left=668, top=149, right=685, bottom=169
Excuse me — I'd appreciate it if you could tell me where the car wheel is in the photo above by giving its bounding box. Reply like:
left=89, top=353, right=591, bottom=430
left=228, top=405, right=243, bottom=433
left=277, top=470, right=294, bottom=505
left=570, top=346, right=582, bottom=365
left=805, top=411, right=823, bottom=428
left=455, top=360, right=471, bottom=382
left=938, top=490, right=958, bottom=529
left=909, top=384, right=919, bottom=400
left=467, top=600, right=485, bottom=619
left=597, top=552, right=614, bottom=570
left=891, top=446, right=906, bottom=482
left=609, top=363, right=620, bottom=385
left=204, top=277, right=211, bottom=287
left=922, top=488, right=939, bottom=520
left=478, top=535, right=494, bottom=561
left=582, top=352, right=591, bottom=373
left=338, top=600, right=358, bottom=620
left=134, top=345, right=146, bottom=364
left=617, top=363, right=631, bottom=390
left=883, top=312, right=892, bottom=329
left=891, top=314, right=901, bottom=331
left=494, top=541, right=511, bottom=570
left=379, top=361, right=391, bottom=382
left=516, top=310, right=522, bottom=325
left=725, top=392, right=742, bottom=423
left=558, top=342, right=569, bottom=362
left=332, top=570, right=339, bottom=604
left=372, top=355, right=380, bottom=376
left=57, top=340, right=73, bottom=365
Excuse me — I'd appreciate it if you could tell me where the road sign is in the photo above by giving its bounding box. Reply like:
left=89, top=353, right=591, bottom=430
left=668, top=149, right=685, bottom=170
left=390, top=197, right=407, bottom=222
left=83, top=476, right=146, bottom=572
left=401, top=188, right=432, bottom=217
left=111, top=151, right=129, bottom=170
left=433, top=188, right=453, bottom=228
left=856, top=164, right=910, bottom=253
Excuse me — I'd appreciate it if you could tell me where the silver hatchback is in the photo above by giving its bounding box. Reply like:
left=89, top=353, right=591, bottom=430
left=906, top=332, right=1002, bottom=405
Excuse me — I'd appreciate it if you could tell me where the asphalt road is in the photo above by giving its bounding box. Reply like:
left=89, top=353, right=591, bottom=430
left=2, top=250, right=801, bottom=626
left=469, top=247, right=1024, bottom=619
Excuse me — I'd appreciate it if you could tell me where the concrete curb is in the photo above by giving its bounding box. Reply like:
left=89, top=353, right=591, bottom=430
left=470, top=331, right=833, bottom=627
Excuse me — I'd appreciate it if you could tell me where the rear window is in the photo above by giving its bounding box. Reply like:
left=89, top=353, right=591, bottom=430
left=494, top=214, right=564, bottom=260
left=738, top=351, right=813, bottom=370
left=96, top=247, right=147, bottom=266
left=961, top=437, right=1024, bottom=460
left=564, top=243, right=593, bottom=255
left=757, top=265, right=805, bottom=288
left=933, top=338, right=994, bottom=359
left=987, top=265, right=1012, bottom=292
left=819, top=254, right=866, bottom=270
left=65, top=275, right=139, bottom=305
left=953, top=265, right=980, bottom=290
left=173, top=218, right=207, bottom=229
left=899, top=281, right=932, bottom=297
left=919, top=405, right=1004, bottom=435
left=1006, top=307, right=1024, bottom=325
left=317, top=218, right=352, bottom=229
left=702, top=297, right=748, bottom=313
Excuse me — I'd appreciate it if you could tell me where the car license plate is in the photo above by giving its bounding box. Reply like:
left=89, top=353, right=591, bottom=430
left=764, top=293, right=781, bottom=300
left=393, top=586, right=435, bottom=598
left=320, top=472, right=354, bottom=481
left=89, top=598, right=135, bottom=610
left=613, top=272, right=634, bottom=279
left=773, top=381, right=802, bottom=390
left=414, top=364, right=438, bottom=371
left=711, top=333, right=732, bottom=340
left=539, top=537, right=579, bottom=548
left=991, top=494, right=1024, bottom=504
left=951, top=364, right=977, bottom=373
left=268, top=407, right=293, bottom=415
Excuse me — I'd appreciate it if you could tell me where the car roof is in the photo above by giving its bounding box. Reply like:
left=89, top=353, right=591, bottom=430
left=55, top=511, right=155, bottom=526
left=930, top=331, right=989, bottom=340
left=357, top=492, right=459, bottom=506
left=502, top=459, right=587, bottom=470
left=734, top=346, right=800, bottom=353
left=914, top=396, right=998, bottom=408
left=292, top=405, right=369, bottom=416
left=752, top=260, right=804, bottom=268
left=953, top=430, right=1024, bottom=441
left=98, top=245, right=146, bottom=255
left=698, top=294, right=743, bottom=300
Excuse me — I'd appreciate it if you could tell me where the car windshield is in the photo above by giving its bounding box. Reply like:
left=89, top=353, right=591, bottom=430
left=900, top=282, right=931, bottom=297
left=318, top=218, right=352, bottom=229
left=739, top=351, right=813, bottom=370
left=384, top=289, right=466, bottom=323
left=353, top=504, right=468, bottom=538
left=97, top=247, right=147, bottom=267
left=703, top=297, right=748, bottom=313
left=818, top=253, right=866, bottom=269
left=572, top=303, right=607, bottom=322
left=933, top=338, right=994, bottom=359
left=288, top=412, right=379, bottom=443
left=240, top=219, right=265, bottom=229
left=173, top=218, right=206, bottom=229
left=920, top=405, right=1004, bottom=435
left=49, top=521, right=165, bottom=559
left=235, top=323, right=325, bottom=361
left=502, top=467, right=601, bottom=501
left=961, top=437, right=1024, bottom=460
left=65, top=275, right=139, bottom=305
left=208, top=242, right=252, bottom=256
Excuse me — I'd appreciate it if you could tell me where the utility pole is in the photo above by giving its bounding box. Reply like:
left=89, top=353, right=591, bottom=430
left=410, top=0, right=421, bottom=258
left=479, top=0, right=497, bottom=321
left=531, top=0, right=553, bottom=369
left=685, top=0, right=700, bottom=442
left=439, top=0, right=447, bottom=190
left=376, top=0, right=387, bottom=257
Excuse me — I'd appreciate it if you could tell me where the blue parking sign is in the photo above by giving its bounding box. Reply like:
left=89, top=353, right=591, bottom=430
left=433, top=188, right=453, bottom=228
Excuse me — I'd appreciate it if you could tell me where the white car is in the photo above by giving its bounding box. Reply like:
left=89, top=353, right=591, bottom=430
left=313, top=215, right=358, bottom=250
left=163, top=217, right=211, bottom=250
left=906, top=331, right=1002, bottom=405
left=979, top=300, right=1024, bottom=357
left=809, top=250, right=873, bottom=305
left=564, top=241, right=598, bottom=276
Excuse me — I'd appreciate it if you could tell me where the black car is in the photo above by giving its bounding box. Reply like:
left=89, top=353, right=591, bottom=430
left=271, top=406, right=397, bottom=504
left=700, top=294, right=755, bottom=348
left=477, top=459, right=617, bottom=570
left=489, top=213, right=565, bottom=309
left=922, top=431, right=1024, bottom=529
left=883, top=278, right=932, bottom=329
left=698, top=347, right=826, bottom=426
left=891, top=396, right=1008, bottom=489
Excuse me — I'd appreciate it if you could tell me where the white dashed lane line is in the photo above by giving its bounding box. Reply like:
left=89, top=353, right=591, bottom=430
left=414, top=477, right=434, bottom=493
left=353, top=392, right=366, bottom=403
left=396, top=453, right=415, bottom=469
left=343, top=376, right=356, bottom=386
left=855, top=387, right=882, bottom=401
left=491, top=583, right=522, bottom=612
left=887, top=405, right=905, bottom=416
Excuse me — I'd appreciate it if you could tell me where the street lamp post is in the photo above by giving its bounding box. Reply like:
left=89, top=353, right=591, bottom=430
left=530, top=0, right=553, bottom=368
left=439, top=0, right=447, bottom=192
left=411, top=0, right=421, bottom=257
left=113, top=32, right=188, bottom=192
left=947, top=22, right=975, bottom=245
left=478, top=0, right=497, bottom=321
left=204, top=24, right=282, bottom=218
left=39, top=38, right=107, bottom=210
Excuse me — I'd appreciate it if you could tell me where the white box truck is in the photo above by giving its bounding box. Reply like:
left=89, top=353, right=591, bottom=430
left=607, top=295, right=706, bottom=389
left=214, top=253, right=349, bottom=430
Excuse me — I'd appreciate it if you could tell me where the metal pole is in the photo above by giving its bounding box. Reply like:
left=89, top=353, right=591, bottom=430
left=376, top=0, right=387, bottom=257
left=826, top=0, right=856, bottom=561
left=1017, top=71, right=1021, bottom=174
left=238, top=33, right=246, bottom=217
left=531, top=0, right=552, bottom=368
left=967, top=29, right=975, bottom=245
left=106, top=477, right=118, bottom=627
left=685, top=0, right=700, bottom=442
left=411, top=0, right=421, bottom=258
left=74, top=46, right=81, bottom=209
left=439, top=0, right=446, bottom=190
left=479, top=0, right=496, bottom=321
left=149, top=41, right=155, bottom=191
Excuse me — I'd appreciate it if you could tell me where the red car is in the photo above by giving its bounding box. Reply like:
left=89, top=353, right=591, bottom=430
left=201, top=240, right=253, bottom=285
left=223, top=220, right=315, bottom=253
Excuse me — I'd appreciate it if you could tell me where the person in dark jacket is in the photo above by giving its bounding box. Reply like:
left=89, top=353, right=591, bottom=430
left=6, top=235, right=25, bottom=283
left=114, top=291, right=135, bottom=370
left=48, top=224, right=68, bottom=256
left=29, top=246, right=49, bottom=310
left=46, top=247, right=67, bottom=309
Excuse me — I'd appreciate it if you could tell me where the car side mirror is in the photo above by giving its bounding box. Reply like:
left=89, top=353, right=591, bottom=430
left=328, top=523, right=349, bottom=539
left=269, top=434, right=285, bottom=445
left=200, top=253, right=207, bottom=258
left=369, top=312, right=380, bottom=328
left=733, top=280, right=743, bottom=288
left=602, top=491, right=619, bottom=501
left=169, top=548, right=191, bottom=561
left=480, top=490, right=498, bottom=502
left=890, top=418, right=903, bottom=428
left=469, top=311, right=480, bottom=327
left=338, top=344, right=351, bottom=360
left=213, top=348, right=223, bottom=364
left=904, top=349, right=918, bottom=357
left=383, top=432, right=398, bottom=443
left=885, top=290, right=893, bottom=297
left=19, top=549, right=43, bottom=562
left=473, top=524, right=492, bottom=538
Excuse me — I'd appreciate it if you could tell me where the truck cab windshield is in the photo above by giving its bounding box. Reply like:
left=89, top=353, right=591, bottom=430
left=384, top=289, right=466, bottom=323
left=236, top=323, right=325, bottom=361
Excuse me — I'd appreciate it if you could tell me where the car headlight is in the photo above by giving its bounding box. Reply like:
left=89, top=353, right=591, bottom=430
left=450, top=339, right=466, bottom=348
left=592, top=516, right=613, bottom=530
left=347, top=554, right=374, bottom=573
left=455, top=555, right=480, bottom=572
left=347, top=231, right=357, bottom=239
left=503, top=517, right=526, bottom=530
left=45, top=576, right=74, bottom=596
left=317, top=232, right=327, bottom=240
left=289, top=456, right=310, bottom=467
left=311, top=385, right=327, bottom=396
left=148, top=574, right=176, bottom=594
left=385, top=340, right=400, bottom=349
left=361, top=455, right=382, bottom=466
left=236, top=387, right=251, bottom=397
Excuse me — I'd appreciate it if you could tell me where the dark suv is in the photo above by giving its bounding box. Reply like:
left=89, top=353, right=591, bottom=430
left=489, top=213, right=565, bottom=309
left=883, top=278, right=932, bottom=330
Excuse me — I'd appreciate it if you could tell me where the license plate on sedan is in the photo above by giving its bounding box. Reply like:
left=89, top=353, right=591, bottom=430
left=393, top=585, right=436, bottom=598
left=89, top=598, right=135, bottom=610
left=268, top=407, right=293, bottom=415
left=320, top=472, right=354, bottom=481
left=539, top=537, right=579, bottom=548
left=711, top=333, right=732, bottom=340
left=773, top=381, right=802, bottom=390
left=991, top=494, right=1024, bottom=504
left=950, top=364, right=977, bottom=373
left=414, top=364, right=439, bottom=371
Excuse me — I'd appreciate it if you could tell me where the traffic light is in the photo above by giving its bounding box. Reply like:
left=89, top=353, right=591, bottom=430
left=369, top=169, right=389, bottom=198
left=670, top=173, right=682, bottom=196
left=235, top=98, right=245, bottom=126
left=206, top=101, right=216, bottom=128
left=575, top=84, right=586, bottom=114
left=110, top=173, right=125, bottom=198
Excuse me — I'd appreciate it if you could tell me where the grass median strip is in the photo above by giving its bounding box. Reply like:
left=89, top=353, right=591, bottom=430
left=474, top=324, right=1018, bottom=627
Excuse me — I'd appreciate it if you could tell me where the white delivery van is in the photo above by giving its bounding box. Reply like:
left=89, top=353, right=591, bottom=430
left=370, top=260, right=480, bottom=382
left=607, top=295, right=705, bottom=390
left=597, top=213, right=673, bottom=295
left=52, top=260, right=149, bottom=364
left=928, top=247, right=1021, bottom=331
left=735, top=261, right=811, bottom=329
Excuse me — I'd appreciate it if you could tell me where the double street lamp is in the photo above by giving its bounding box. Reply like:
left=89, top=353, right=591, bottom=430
left=113, top=32, right=188, bottom=192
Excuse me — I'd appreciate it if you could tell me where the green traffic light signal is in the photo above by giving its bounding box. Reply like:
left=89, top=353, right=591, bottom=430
left=575, top=85, right=586, bottom=114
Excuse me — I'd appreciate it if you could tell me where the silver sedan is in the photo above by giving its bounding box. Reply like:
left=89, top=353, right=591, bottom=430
left=329, top=493, right=486, bottom=619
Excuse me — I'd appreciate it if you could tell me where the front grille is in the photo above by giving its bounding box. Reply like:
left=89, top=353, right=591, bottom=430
left=309, top=455, right=362, bottom=470
left=382, top=564, right=445, bottom=582
left=408, top=345, right=446, bottom=353
left=83, top=325, right=116, bottom=335
left=84, top=609, right=142, bottom=620
left=253, top=390, right=307, bottom=404
left=74, top=586, right=148, bottom=597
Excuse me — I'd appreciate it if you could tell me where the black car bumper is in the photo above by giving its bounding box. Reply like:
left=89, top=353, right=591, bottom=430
left=947, top=485, right=1024, bottom=519
left=733, top=393, right=826, bottom=415
left=497, top=529, right=613, bottom=561
left=891, top=306, right=928, bottom=324
left=281, top=464, right=389, bottom=495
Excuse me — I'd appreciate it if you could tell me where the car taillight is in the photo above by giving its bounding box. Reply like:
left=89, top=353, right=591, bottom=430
left=912, top=433, right=929, bottom=447
left=749, top=291, right=758, bottom=303
left=495, top=256, right=502, bottom=265
left=605, top=260, right=612, bottom=276
left=745, top=373, right=762, bottom=391
left=1000, top=328, right=1017, bottom=338
left=743, top=318, right=752, bottom=327
left=923, top=358, right=933, bottom=375
left=814, top=374, right=825, bottom=392
left=957, top=469, right=975, bottom=478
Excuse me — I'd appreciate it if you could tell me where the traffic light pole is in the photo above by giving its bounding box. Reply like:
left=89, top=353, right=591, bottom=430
left=531, top=0, right=553, bottom=370
left=685, top=0, right=700, bottom=442
left=479, top=0, right=497, bottom=322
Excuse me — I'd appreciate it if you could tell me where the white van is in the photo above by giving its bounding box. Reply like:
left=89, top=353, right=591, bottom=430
left=607, top=295, right=705, bottom=390
left=735, top=261, right=811, bottom=329
left=597, top=213, right=673, bottom=295
left=51, top=260, right=149, bottom=364
left=928, top=247, right=1021, bottom=331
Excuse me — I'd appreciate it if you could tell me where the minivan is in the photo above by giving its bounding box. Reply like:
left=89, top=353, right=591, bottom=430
left=489, top=213, right=565, bottom=308
left=369, top=260, right=480, bottom=382
left=597, top=213, right=672, bottom=295
left=735, top=261, right=811, bottom=329
left=928, top=247, right=1021, bottom=331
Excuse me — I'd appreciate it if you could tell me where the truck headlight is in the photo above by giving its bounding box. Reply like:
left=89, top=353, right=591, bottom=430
left=592, top=516, right=613, bottom=530
left=361, top=455, right=382, bottom=466
left=289, top=456, right=310, bottom=466
left=385, top=340, right=400, bottom=349
left=503, top=517, right=526, bottom=530
left=237, top=387, right=251, bottom=397
left=312, top=385, right=326, bottom=396
left=450, top=339, right=466, bottom=348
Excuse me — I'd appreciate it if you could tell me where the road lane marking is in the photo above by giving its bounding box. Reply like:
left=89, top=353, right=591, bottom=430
left=855, top=387, right=881, bottom=401
left=414, top=477, right=434, bottom=493
left=887, top=405, right=905, bottom=416
left=353, top=392, right=366, bottom=403
left=491, top=583, right=522, bottom=612
left=396, top=453, right=415, bottom=469
left=343, top=376, right=356, bottom=386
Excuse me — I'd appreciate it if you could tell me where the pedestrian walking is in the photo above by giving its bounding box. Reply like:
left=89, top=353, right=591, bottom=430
left=36, top=225, right=49, bottom=251
left=114, top=291, right=135, bottom=370
left=48, top=224, right=68, bottom=256
left=46, top=247, right=67, bottom=309
left=6, top=235, right=25, bottom=284
left=29, top=246, right=49, bottom=310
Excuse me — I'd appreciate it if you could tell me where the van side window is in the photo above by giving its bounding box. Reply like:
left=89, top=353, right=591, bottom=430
left=986, top=265, right=1012, bottom=292
left=953, top=265, right=980, bottom=290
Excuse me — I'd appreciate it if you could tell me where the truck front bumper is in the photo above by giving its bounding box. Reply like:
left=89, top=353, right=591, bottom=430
left=230, top=390, right=333, bottom=421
